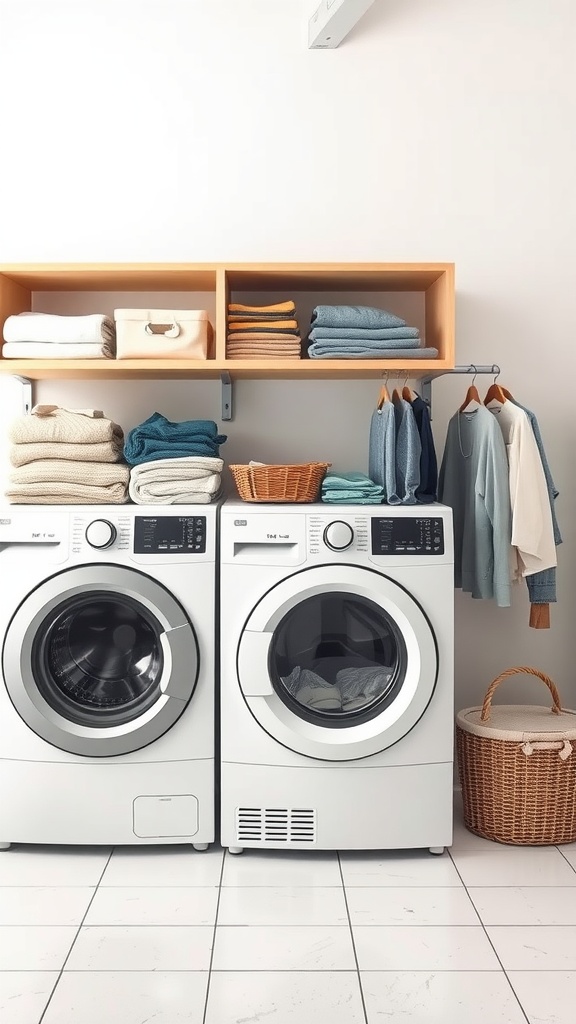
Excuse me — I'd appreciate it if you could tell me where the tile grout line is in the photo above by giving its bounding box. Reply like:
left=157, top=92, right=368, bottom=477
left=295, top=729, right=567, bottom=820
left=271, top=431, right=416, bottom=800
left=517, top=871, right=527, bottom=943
left=201, top=849, right=226, bottom=1024
left=36, top=846, right=115, bottom=1024
left=337, top=852, right=370, bottom=1024
left=447, top=847, right=531, bottom=1024
left=556, top=844, right=576, bottom=876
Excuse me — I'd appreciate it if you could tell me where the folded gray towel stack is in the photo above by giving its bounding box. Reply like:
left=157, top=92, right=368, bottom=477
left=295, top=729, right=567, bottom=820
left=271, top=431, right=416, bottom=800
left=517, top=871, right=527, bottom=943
left=306, top=304, right=433, bottom=359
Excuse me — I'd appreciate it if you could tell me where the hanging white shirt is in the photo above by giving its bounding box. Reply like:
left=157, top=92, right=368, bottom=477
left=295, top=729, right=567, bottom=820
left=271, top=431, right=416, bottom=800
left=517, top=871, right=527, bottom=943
left=486, top=399, right=556, bottom=578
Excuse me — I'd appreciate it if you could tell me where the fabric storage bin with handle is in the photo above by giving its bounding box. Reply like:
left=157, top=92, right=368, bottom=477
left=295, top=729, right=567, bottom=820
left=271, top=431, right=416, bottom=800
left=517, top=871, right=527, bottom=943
left=456, top=666, right=576, bottom=845
left=114, top=309, right=210, bottom=359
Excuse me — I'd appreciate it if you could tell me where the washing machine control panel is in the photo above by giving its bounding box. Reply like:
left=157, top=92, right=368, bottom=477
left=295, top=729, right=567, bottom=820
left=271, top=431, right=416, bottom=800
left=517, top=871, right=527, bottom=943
left=371, top=517, right=445, bottom=555
left=308, top=514, right=369, bottom=555
left=133, top=515, right=206, bottom=554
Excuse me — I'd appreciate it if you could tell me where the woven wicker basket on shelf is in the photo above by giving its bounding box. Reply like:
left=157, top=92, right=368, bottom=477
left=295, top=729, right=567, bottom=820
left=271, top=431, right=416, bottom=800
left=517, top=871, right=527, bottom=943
left=456, top=666, right=576, bottom=845
left=229, top=462, right=331, bottom=503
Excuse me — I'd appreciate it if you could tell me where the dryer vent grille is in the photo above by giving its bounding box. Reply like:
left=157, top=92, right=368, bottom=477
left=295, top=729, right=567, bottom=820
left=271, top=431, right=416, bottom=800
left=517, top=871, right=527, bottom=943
left=236, top=807, right=316, bottom=845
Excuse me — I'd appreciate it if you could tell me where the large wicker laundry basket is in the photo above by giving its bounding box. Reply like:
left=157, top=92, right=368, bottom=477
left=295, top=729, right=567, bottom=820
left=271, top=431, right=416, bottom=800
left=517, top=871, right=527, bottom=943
left=456, top=666, right=576, bottom=845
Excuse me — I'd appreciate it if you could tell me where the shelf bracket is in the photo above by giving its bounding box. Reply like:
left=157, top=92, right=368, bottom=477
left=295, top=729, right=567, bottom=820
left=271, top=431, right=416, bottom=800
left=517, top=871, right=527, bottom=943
left=0, top=374, right=33, bottom=414
left=420, top=364, right=500, bottom=420
left=221, top=372, right=233, bottom=421
left=309, top=0, right=377, bottom=48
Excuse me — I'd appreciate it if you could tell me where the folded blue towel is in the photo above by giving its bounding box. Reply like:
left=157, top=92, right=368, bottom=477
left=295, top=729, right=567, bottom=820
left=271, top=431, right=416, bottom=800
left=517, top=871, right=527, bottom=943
left=311, top=305, right=406, bottom=330
left=309, top=337, right=420, bottom=354
left=321, top=472, right=384, bottom=503
left=309, top=326, right=420, bottom=341
left=124, top=413, right=227, bottom=466
left=308, top=345, right=438, bottom=360
left=322, top=471, right=380, bottom=491
left=322, top=491, right=383, bottom=504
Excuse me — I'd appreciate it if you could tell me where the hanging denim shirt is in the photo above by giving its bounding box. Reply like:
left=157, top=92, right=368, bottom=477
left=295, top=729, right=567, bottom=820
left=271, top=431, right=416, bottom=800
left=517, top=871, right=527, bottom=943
left=393, top=395, right=421, bottom=505
left=368, top=401, right=400, bottom=504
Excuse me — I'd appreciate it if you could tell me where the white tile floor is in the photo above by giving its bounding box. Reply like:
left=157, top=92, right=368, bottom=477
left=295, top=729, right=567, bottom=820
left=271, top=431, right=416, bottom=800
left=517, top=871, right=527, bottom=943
left=1, top=802, right=575, bottom=1023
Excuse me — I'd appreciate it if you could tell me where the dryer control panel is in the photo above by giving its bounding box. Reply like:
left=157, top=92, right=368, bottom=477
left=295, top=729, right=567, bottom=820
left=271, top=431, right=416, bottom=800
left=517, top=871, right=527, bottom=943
left=371, top=516, right=445, bottom=555
left=134, top=516, right=206, bottom=554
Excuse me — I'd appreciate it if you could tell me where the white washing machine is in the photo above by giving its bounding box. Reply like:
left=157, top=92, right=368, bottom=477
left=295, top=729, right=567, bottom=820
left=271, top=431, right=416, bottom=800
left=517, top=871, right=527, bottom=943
left=220, top=501, right=454, bottom=855
left=0, top=504, right=217, bottom=849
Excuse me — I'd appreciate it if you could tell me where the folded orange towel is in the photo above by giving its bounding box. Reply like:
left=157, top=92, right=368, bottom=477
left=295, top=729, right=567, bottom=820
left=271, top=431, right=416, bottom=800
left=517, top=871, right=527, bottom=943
left=227, top=320, right=299, bottom=331
left=228, top=301, right=295, bottom=314
left=227, top=333, right=301, bottom=343
left=226, top=352, right=301, bottom=360
left=227, top=349, right=301, bottom=357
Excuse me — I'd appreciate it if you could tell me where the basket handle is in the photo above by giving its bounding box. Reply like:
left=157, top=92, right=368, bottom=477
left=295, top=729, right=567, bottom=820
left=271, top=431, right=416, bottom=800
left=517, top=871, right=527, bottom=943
left=480, top=665, right=562, bottom=722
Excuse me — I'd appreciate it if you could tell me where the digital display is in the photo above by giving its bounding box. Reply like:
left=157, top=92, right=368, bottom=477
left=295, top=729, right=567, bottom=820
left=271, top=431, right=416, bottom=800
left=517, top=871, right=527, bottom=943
left=134, top=516, right=206, bottom=554
left=371, top=517, right=444, bottom=555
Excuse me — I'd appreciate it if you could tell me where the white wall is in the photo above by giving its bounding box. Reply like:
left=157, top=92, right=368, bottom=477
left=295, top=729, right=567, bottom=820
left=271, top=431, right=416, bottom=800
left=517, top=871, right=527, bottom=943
left=0, top=0, right=574, bottom=711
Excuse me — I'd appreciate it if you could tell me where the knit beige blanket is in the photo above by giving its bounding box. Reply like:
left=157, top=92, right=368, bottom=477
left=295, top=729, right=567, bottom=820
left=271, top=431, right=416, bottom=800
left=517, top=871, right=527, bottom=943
left=11, top=439, right=124, bottom=467
left=6, top=460, right=129, bottom=504
left=9, top=406, right=124, bottom=445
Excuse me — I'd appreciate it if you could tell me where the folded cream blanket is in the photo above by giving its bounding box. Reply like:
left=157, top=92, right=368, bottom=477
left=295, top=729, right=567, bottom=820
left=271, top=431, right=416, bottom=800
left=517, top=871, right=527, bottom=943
left=6, top=460, right=129, bottom=504
left=10, top=460, right=129, bottom=486
left=129, top=456, right=223, bottom=505
left=9, top=406, right=124, bottom=445
left=2, top=342, right=112, bottom=359
left=10, top=438, right=124, bottom=467
left=5, top=483, right=128, bottom=504
left=4, top=312, right=116, bottom=352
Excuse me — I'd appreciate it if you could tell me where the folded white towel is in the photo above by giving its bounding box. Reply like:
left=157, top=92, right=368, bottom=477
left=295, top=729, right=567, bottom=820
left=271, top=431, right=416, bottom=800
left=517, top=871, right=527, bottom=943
left=3, top=312, right=116, bottom=348
left=129, top=456, right=223, bottom=505
left=2, top=342, right=111, bottom=359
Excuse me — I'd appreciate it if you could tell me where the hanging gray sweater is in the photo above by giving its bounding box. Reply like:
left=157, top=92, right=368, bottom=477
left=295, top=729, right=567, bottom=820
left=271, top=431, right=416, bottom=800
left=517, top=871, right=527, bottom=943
left=439, top=406, right=512, bottom=607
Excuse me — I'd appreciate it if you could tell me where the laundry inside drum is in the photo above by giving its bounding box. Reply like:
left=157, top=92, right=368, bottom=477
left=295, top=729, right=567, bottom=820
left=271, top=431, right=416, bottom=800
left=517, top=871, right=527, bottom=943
left=272, top=592, right=407, bottom=722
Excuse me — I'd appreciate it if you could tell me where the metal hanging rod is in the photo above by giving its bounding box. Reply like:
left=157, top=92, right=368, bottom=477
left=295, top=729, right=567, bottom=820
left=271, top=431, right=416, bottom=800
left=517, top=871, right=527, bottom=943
left=420, top=363, right=501, bottom=419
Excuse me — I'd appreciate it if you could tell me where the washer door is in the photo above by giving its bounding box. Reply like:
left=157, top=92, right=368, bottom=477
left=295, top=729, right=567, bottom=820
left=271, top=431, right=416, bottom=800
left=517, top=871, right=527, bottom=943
left=2, top=564, right=199, bottom=756
left=237, top=565, right=438, bottom=761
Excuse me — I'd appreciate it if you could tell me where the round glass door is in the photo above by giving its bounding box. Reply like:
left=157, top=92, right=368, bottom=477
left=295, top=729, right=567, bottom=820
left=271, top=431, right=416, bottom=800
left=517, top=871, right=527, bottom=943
left=33, top=592, right=164, bottom=727
left=270, top=592, right=407, bottom=726
left=2, top=564, right=199, bottom=757
left=237, top=565, right=438, bottom=761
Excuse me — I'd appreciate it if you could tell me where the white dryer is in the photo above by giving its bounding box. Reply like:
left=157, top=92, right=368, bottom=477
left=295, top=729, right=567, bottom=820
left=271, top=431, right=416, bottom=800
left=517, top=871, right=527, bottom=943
left=220, top=501, right=454, bottom=855
left=0, top=504, right=216, bottom=849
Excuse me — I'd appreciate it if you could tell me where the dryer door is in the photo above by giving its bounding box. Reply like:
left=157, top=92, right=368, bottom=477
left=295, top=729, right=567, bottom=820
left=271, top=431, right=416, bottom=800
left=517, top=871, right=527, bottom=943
left=237, top=565, right=438, bottom=761
left=1, top=564, right=199, bottom=756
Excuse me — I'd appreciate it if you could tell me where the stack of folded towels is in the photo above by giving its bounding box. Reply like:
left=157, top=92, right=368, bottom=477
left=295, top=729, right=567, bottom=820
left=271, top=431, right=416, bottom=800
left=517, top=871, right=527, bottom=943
left=227, top=301, right=301, bottom=359
left=2, top=312, right=116, bottom=359
left=321, top=471, right=384, bottom=505
left=6, top=406, right=129, bottom=504
left=123, top=412, right=227, bottom=504
left=306, top=304, right=437, bottom=359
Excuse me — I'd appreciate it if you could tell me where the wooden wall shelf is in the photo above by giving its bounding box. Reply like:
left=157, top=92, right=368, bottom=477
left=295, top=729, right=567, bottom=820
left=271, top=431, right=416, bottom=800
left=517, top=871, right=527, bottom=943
left=0, top=262, right=455, bottom=381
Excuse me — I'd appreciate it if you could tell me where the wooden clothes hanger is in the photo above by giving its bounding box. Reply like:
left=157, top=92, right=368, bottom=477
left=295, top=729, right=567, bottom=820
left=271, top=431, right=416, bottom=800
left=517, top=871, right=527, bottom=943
left=401, top=373, right=416, bottom=401
left=459, top=367, right=481, bottom=412
left=484, top=369, right=508, bottom=406
left=377, top=376, right=390, bottom=410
